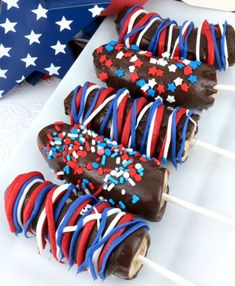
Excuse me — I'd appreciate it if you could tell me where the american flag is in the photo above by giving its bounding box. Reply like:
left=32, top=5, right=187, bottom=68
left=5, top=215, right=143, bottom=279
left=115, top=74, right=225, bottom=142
left=0, top=0, right=111, bottom=97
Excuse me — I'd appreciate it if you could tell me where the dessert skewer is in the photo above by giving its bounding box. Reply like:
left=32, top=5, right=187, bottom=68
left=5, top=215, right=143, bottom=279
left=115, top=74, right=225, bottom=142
left=4, top=171, right=196, bottom=286
left=38, top=122, right=235, bottom=227
left=115, top=5, right=235, bottom=71
left=64, top=82, right=235, bottom=164
left=93, top=41, right=235, bottom=110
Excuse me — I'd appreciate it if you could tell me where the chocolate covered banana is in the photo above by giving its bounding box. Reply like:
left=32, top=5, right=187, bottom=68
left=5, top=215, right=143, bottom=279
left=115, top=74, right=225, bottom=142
left=38, top=122, right=169, bottom=222
left=116, top=5, right=235, bottom=70
left=5, top=171, right=150, bottom=280
left=93, top=41, right=217, bottom=109
left=64, top=82, right=200, bottom=166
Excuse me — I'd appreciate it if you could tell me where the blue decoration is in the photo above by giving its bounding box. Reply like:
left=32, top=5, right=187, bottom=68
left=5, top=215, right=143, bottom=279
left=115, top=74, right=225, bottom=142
left=168, top=82, right=176, bottom=92
left=136, top=79, right=146, bottom=87
left=116, top=69, right=124, bottom=77
left=132, top=194, right=140, bottom=204
left=189, top=60, right=202, bottom=70
left=188, top=74, right=198, bottom=84
left=0, top=0, right=111, bottom=96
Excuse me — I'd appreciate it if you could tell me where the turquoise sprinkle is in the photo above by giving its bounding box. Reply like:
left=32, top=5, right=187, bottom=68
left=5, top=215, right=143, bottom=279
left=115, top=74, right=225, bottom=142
left=92, top=162, right=99, bottom=169
left=132, top=195, right=140, bottom=204
left=119, top=201, right=126, bottom=209
left=162, top=158, right=168, bottom=164
left=108, top=177, right=119, bottom=185
left=105, top=149, right=111, bottom=156
left=109, top=198, right=115, bottom=205
left=66, top=155, right=71, bottom=161
left=101, top=155, right=106, bottom=166
left=123, top=160, right=132, bottom=168
left=120, top=177, right=125, bottom=184
left=110, top=153, right=118, bottom=158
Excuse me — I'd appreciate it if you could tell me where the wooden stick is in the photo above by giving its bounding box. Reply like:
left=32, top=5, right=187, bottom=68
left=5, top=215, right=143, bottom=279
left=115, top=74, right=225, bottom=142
left=214, top=84, right=235, bottom=92
left=194, top=139, right=235, bottom=161
left=162, top=193, right=235, bottom=228
left=138, top=255, right=196, bottom=286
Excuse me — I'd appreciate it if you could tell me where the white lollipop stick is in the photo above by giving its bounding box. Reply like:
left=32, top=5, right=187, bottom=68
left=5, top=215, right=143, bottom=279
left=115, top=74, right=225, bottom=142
left=162, top=193, right=235, bottom=228
left=138, top=255, right=196, bottom=286
left=214, top=84, right=235, bottom=92
left=194, top=139, right=235, bottom=161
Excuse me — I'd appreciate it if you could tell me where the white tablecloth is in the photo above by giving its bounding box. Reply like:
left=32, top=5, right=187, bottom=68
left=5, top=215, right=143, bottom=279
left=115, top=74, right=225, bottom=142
left=0, top=78, right=60, bottom=167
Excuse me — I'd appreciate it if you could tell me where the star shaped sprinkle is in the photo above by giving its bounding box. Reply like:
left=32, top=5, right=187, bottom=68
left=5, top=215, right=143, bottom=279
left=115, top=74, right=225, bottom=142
left=89, top=5, right=104, bottom=17
left=188, top=75, right=198, bottom=84
left=161, top=51, right=170, bottom=58
left=131, top=72, right=139, bottom=82
left=168, top=82, right=176, bottom=92
left=0, top=0, right=110, bottom=95
left=166, top=95, right=175, bottom=103
left=99, top=72, right=108, bottom=81
left=174, top=77, right=183, bottom=86
left=134, top=59, right=143, bottom=68
left=130, top=55, right=138, bottom=62
left=147, top=88, right=156, bottom=97
left=137, top=79, right=146, bottom=87
left=148, top=78, right=157, bottom=88
left=184, top=65, right=193, bottom=75
left=157, top=84, right=165, bottom=94
left=157, top=58, right=168, bottom=67
left=116, top=51, right=124, bottom=59
left=116, top=69, right=124, bottom=77
left=168, top=64, right=177, bottom=72
left=141, top=84, right=149, bottom=92
left=129, top=65, right=135, bottom=73
left=181, top=83, right=189, bottom=92
left=190, top=60, right=202, bottom=70
left=150, top=58, right=157, bottom=64
left=24, top=30, right=41, bottom=45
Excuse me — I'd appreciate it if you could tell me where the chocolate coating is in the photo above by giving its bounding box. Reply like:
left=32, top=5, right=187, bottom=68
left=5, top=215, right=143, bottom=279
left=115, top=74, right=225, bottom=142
left=38, top=122, right=169, bottom=222
left=116, top=7, right=235, bottom=69
left=11, top=177, right=150, bottom=280
left=93, top=43, right=217, bottom=110
left=64, top=84, right=200, bottom=162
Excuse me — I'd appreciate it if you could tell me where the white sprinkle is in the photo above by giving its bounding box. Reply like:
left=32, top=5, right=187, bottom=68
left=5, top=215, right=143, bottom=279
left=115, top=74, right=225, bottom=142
left=141, top=84, right=149, bottom=92
left=116, top=171, right=124, bottom=178
left=68, top=133, right=78, bottom=138
left=130, top=55, right=138, bottom=62
left=104, top=175, right=109, bottom=183
left=91, top=146, right=96, bottom=153
left=92, top=139, right=96, bottom=145
left=129, top=65, right=135, bottom=73
left=99, top=196, right=104, bottom=200
left=103, top=184, right=107, bottom=190
left=55, top=141, right=62, bottom=145
left=107, top=183, right=115, bottom=192
left=116, top=51, right=124, bottom=59
left=121, top=189, right=126, bottom=195
left=110, top=170, right=117, bottom=176
left=72, top=151, right=78, bottom=159
left=123, top=172, right=129, bottom=179
left=57, top=171, right=64, bottom=176
left=116, top=157, right=121, bottom=164
left=50, top=142, right=55, bottom=146
left=128, top=178, right=136, bottom=187
left=79, top=146, right=83, bottom=150
left=135, top=163, right=142, bottom=169
left=150, top=58, right=157, bottom=64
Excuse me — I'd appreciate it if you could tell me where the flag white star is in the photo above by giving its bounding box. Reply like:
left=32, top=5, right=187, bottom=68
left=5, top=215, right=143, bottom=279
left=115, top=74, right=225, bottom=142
left=174, top=77, right=183, bottom=86
left=0, top=18, right=17, bottom=34
left=0, top=44, right=11, bottom=58
left=0, top=69, right=8, bottom=78
left=89, top=5, right=104, bottom=17
left=166, top=95, right=175, bottom=104
left=32, top=4, right=48, bottom=20
left=50, top=41, right=66, bottom=55
left=56, top=16, right=73, bottom=31
left=16, top=76, right=25, bottom=83
left=168, top=64, right=177, bottom=72
left=148, top=79, right=157, bottom=88
left=24, top=30, right=41, bottom=45
left=21, top=53, right=37, bottom=67
left=2, top=0, right=19, bottom=10
left=45, top=63, right=61, bottom=75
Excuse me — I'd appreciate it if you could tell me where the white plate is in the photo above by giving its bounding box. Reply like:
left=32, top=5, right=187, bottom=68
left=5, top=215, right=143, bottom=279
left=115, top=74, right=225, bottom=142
left=1, top=0, right=235, bottom=285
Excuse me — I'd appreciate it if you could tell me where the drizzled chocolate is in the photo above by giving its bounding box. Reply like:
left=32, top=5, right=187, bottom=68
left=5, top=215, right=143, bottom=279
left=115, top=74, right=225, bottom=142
left=116, top=6, right=235, bottom=70
left=93, top=42, right=217, bottom=110
left=38, top=122, right=169, bottom=222
left=64, top=82, right=200, bottom=166
left=5, top=172, right=150, bottom=280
